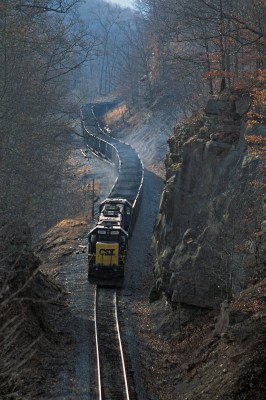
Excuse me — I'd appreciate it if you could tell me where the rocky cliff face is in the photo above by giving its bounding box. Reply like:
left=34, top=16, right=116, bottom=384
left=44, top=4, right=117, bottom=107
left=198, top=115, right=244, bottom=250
left=151, top=93, right=265, bottom=319
left=0, top=220, right=62, bottom=397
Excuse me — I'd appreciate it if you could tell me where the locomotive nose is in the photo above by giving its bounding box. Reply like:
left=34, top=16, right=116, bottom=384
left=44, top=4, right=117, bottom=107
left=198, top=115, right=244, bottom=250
left=96, top=242, right=119, bottom=266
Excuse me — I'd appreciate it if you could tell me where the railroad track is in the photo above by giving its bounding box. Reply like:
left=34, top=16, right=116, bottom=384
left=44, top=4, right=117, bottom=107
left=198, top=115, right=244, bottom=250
left=92, top=286, right=137, bottom=400
left=82, top=102, right=141, bottom=398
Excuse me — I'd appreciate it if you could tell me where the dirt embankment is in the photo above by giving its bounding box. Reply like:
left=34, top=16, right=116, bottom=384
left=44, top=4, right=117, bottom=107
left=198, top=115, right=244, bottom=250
left=133, top=280, right=266, bottom=400
left=0, top=219, right=68, bottom=399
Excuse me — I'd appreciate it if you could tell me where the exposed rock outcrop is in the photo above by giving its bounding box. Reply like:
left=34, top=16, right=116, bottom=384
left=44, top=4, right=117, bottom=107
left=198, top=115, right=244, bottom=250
left=0, top=221, right=63, bottom=398
left=151, top=93, right=265, bottom=320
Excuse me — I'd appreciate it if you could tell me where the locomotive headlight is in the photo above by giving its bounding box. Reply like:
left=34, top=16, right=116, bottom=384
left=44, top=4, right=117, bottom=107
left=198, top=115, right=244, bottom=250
left=98, top=230, right=107, bottom=235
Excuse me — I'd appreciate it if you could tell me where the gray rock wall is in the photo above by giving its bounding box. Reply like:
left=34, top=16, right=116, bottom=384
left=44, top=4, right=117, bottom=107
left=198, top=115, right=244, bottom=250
left=152, top=94, right=265, bottom=313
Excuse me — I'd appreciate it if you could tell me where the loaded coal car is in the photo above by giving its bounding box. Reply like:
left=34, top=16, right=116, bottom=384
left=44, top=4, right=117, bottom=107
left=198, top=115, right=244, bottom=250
left=81, top=103, right=143, bottom=286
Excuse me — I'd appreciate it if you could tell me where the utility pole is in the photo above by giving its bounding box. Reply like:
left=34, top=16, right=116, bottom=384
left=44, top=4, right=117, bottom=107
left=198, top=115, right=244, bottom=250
left=92, top=178, right=95, bottom=219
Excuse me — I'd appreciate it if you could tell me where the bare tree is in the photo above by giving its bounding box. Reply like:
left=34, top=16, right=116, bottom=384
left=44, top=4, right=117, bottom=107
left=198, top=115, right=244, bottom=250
left=131, top=0, right=266, bottom=109
left=0, top=0, right=96, bottom=234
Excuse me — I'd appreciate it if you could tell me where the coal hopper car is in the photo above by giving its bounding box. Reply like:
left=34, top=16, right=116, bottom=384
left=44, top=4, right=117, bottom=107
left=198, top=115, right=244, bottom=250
left=81, top=103, right=144, bottom=284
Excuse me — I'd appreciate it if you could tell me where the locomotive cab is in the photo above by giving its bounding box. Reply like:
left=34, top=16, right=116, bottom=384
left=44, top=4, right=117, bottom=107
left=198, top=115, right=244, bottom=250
left=88, top=224, right=128, bottom=283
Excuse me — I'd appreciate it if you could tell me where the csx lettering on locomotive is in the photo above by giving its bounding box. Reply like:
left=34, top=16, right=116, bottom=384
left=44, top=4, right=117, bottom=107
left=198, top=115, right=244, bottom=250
left=94, top=239, right=120, bottom=269
left=100, top=248, right=115, bottom=256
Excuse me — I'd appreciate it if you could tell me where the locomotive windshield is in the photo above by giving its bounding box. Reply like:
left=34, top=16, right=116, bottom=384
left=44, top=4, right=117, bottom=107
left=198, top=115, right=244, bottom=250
left=88, top=227, right=122, bottom=242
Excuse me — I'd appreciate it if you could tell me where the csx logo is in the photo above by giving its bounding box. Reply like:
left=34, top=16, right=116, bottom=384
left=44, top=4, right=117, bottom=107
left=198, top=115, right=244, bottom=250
left=100, top=248, right=115, bottom=256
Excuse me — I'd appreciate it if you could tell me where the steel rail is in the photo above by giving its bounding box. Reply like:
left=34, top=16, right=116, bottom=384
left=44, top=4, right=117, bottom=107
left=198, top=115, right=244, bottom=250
left=114, top=290, right=130, bottom=400
left=94, top=287, right=131, bottom=400
left=94, top=285, right=102, bottom=400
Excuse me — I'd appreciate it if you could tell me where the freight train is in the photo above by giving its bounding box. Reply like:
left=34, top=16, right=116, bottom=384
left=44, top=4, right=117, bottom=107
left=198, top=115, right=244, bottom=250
left=81, top=102, right=144, bottom=285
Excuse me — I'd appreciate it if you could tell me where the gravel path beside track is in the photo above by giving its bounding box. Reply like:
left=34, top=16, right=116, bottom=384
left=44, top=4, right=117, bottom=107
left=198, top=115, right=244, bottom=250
left=121, top=169, right=164, bottom=399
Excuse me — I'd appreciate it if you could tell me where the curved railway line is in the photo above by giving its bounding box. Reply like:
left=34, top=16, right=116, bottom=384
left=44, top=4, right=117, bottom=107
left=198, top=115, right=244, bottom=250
left=81, top=102, right=142, bottom=399
left=81, top=102, right=144, bottom=225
